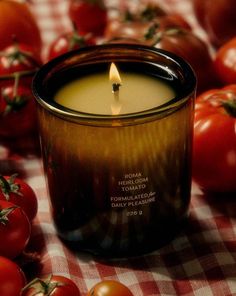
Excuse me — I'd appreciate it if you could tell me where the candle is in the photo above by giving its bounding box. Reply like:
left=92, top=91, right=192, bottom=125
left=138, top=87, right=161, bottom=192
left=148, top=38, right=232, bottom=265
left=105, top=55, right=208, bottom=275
left=33, top=44, right=196, bottom=257
left=54, top=63, right=175, bottom=115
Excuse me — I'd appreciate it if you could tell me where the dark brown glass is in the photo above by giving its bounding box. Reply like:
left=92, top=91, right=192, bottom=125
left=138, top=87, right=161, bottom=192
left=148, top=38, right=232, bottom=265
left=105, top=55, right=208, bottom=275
left=33, top=44, right=196, bottom=257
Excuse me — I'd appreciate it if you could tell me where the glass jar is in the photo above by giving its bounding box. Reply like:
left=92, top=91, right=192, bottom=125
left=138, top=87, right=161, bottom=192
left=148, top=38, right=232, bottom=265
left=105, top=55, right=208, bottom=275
left=33, top=44, right=196, bottom=257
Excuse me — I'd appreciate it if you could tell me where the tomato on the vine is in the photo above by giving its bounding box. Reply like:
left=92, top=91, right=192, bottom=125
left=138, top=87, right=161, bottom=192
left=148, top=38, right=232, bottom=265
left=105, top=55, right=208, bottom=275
left=214, top=37, right=236, bottom=85
left=22, top=275, right=81, bottom=296
left=0, top=174, right=38, bottom=221
left=0, top=42, right=41, bottom=89
left=0, top=0, right=42, bottom=52
left=105, top=4, right=215, bottom=92
left=0, top=200, right=31, bottom=259
left=0, top=42, right=40, bottom=138
left=87, top=280, right=134, bottom=296
left=0, top=256, right=26, bottom=296
left=0, top=43, right=41, bottom=75
left=193, top=84, right=236, bottom=192
left=0, top=83, right=37, bottom=138
left=47, top=29, right=95, bottom=61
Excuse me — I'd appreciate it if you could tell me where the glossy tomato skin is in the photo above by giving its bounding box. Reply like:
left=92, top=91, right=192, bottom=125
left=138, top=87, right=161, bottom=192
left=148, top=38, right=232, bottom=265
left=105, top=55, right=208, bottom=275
left=0, top=256, right=26, bottom=296
left=0, top=0, right=42, bottom=52
left=193, top=85, right=236, bottom=192
left=214, top=37, right=236, bottom=85
left=47, top=30, right=96, bottom=61
left=87, top=280, right=134, bottom=296
left=152, top=29, right=216, bottom=92
left=69, top=0, right=108, bottom=36
left=106, top=19, right=215, bottom=92
left=0, top=43, right=41, bottom=91
left=0, top=200, right=31, bottom=259
left=22, top=275, right=81, bottom=296
left=0, top=84, right=37, bottom=138
left=0, top=43, right=41, bottom=76
left=193, top=0, right=236, bottom=47
left=0, top=175, right=38, bottom=221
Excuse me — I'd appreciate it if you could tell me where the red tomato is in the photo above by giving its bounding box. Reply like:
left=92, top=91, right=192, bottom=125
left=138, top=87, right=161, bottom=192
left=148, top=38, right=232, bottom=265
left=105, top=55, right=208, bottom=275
left=0, top=0, right=42, bottom=52
left=214, top=37, right=236, bottom=85
left=106, top=19, right=215, bottom=92
left=47, top=30, right=95, bottom=61
left=0, top=83, right=37, bottom=138
left=87, top=280, right=134, bottom=296
left=0, top=42, right=41, bottom=90
left=105, top=4, right=191, bottom=41
left=0, top=43, right=41, bottom=75
left=0, top=256, right=26, bottom=296
left=0, top=174, right=38, bottom=221
left=152, top=28, right=216, bottom=92
left=0, top=200, right=31, bottom=258
left=69, top=0, right=108, bottom=36
left=193, top=0, right=236, bottom=47
left=22, top=275, right=81, bottom=296
left=193, top=85, right=236, bottom=192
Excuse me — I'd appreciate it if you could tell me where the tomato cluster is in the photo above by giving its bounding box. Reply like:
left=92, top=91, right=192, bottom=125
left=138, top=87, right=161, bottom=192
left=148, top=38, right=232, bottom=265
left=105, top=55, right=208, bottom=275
left=0, top=173, right=133, bottom=295
left=191, top=5, right=236, bottom=193
left=0, top=262, right=133, bottom=296
left=0, top=0, right=42, bottom=138
left=0, top=174, right=37, bottom=258
left=1, top=0, right=236, bottom=294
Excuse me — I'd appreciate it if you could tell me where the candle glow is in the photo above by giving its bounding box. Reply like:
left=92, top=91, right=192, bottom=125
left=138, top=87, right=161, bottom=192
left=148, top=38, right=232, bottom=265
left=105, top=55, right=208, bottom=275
left=109, top=62, right=122, bottom=115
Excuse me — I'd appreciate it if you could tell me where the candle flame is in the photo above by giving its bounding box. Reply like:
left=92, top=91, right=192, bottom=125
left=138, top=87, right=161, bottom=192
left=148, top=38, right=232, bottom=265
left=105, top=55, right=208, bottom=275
left=109, top=62, right=122, bottom=86
left=109, top=63, right=122, bottom=115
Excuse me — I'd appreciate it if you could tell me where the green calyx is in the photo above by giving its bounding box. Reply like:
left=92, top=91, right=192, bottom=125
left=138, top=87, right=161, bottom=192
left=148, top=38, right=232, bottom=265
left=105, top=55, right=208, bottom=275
left=222, top=99, right=236, bottom=117
left=144, top=23, right=184, bottom=43
left=1, top=73, right=31, bottom=115
left=0, top=174, right=21, bottom=200
left=0, top=206, right=18, bottom=226
left=0, top=42, right=39, bottom=69
left=22, top=275, right=64, bottom=296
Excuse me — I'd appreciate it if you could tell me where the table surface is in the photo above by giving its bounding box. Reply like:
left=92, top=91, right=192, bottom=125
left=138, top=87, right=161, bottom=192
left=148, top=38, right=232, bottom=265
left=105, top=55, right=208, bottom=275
left=1, top=0, right=236, bottom=295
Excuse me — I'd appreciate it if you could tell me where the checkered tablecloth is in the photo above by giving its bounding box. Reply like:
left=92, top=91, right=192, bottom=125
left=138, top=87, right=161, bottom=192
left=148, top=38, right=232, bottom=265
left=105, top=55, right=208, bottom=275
left=1, top=0, right=236, bottom=295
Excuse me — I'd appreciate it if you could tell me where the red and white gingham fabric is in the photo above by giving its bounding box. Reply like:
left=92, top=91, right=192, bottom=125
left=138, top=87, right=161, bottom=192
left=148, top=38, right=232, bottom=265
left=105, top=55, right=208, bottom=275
left=1, top=1, right=236, bottom=295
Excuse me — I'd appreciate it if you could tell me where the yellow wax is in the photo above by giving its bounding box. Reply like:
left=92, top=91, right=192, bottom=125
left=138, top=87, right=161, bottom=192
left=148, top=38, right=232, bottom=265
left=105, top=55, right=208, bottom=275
left=54, top=72, right=175, bottom=115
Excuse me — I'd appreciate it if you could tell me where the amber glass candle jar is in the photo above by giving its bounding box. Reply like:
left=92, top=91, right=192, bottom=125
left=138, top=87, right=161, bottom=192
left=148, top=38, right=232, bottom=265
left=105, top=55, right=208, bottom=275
left=33, top=44, right=196, bottom=257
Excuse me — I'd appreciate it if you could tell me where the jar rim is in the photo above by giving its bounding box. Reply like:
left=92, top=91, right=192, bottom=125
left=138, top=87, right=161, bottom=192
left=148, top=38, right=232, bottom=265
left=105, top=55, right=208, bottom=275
left=32, top=43, right=196, bottom=124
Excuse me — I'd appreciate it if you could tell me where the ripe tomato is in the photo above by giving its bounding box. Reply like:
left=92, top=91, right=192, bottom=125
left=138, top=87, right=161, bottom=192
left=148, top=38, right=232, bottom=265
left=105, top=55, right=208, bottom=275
left=0, top=256, right=26, bottom=296
left=47, top=30, right=95, bottom=61
left=69, top=0, right=108, bottom=36
left=105, top=3, right=190, bottom=41
left=106, top=17, right=215, bottom=92
left=151, top=28, right=216, bottom=92
left=214, top=37, right=236, bottom=85
left=0, top=174, right=38, bottom=221
left=87, top=280, right=134, bottom=296
left=22, top=275, right=81, bottom=296
left=0, top=200, right=31, bottom=258
left=0, top=0, right=42, bottom=52
left=0, top=83, right=37, bottom=138
left=193, top=0, right=236, bottom=47
left=193, top=85, right=236, bottom=192
left=0, top=43, right=41, bottom=75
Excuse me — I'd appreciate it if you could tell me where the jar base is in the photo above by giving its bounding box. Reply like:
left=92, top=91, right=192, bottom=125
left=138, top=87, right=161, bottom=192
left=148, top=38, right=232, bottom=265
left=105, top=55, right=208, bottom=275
left=57, top=216, right=188, bottom=258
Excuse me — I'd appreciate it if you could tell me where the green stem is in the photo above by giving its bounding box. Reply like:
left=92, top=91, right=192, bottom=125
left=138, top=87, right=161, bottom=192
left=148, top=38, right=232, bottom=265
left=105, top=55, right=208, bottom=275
left=0, top=69, right=37, bottom=80
left=0, top=206, right=18, bottom=225
left=221, top=99, right=236, bottom=117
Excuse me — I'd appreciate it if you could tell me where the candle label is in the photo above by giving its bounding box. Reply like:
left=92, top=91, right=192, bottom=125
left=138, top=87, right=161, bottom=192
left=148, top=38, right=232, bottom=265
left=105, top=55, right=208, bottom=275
left=110, top=172, right=156, bottom=215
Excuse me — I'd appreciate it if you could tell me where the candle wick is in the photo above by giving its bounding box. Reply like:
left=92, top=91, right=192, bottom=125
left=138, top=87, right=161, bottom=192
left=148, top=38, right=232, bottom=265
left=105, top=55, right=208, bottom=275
left=112, top=83, right=121, bottom=94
